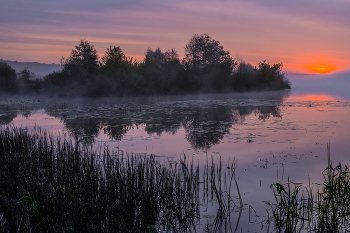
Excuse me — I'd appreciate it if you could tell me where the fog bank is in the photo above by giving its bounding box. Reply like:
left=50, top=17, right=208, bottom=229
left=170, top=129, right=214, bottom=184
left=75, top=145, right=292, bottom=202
left=0, top=59, right=61, bottom=78
left=288, top=70, right=350, bottom=99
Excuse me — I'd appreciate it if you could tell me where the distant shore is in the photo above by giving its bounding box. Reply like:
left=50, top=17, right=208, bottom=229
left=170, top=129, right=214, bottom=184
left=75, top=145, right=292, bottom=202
left=0, top=34, right=291, bottom=97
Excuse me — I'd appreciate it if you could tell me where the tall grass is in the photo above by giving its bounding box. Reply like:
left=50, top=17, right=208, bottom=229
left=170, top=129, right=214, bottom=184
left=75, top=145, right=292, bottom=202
left=0, top=127, right=241, bottom=232
left=0, top=127, right=202, bottom=232
left=267, top=144, right=350, bottom=232
left=204, top=157, right=243, bottom=233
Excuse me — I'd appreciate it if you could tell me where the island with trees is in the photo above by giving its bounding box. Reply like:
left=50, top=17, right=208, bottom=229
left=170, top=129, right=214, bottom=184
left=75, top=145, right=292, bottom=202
left=0, top=34, right=291, bottom=97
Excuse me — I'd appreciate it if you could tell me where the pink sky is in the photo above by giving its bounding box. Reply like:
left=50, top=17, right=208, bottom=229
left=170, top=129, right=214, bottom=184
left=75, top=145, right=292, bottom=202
left=1, top=0, right=349, bottom=73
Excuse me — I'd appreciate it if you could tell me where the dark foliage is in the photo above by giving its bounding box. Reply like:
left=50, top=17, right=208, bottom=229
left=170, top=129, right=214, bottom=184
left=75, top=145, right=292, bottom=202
left=255, top=60, right=291, bottom=90
left=138, top=48, right=183, bottom=94
left=231, top=60, right=291, bottom=91
left=183, top=33, right=236, bottom=91
left=0, top=62, right=17, bottom=93
left=43, top=39, right=102, bottom=96
left=17, top=68, right=35, bottom=84
left=2, top=34, right=290, bottom=96
left=100, top=46, right=142, bottom=95
left=17, top=68, right=44, bottom=93
left=61, top=39, right=100, bottom=78
left=267, top=163, right=350, bottom=232
left=0, top=63, right=44, bottom=94
left=101, top=46, right=135, bottom=75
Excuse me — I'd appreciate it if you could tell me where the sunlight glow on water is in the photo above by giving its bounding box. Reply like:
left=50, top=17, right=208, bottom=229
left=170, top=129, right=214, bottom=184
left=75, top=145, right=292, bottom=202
left=289, top=94, right=333, bottom=101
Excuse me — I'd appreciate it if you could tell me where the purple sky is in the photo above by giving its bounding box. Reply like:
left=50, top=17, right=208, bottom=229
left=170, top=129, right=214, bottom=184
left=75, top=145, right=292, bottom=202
left=1, top=0, right=349, bottom=73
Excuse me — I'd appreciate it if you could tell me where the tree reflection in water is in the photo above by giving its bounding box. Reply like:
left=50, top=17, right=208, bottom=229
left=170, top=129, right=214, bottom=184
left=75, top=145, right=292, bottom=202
left=0, top=104, right=37, bottom=125
left=0, top=111, right=18, bottom=125
left=63, top=118, right=101, bottom=144
left=1, top=91, right=289, bottom=150
left=182, top=105, right=235, bottom=151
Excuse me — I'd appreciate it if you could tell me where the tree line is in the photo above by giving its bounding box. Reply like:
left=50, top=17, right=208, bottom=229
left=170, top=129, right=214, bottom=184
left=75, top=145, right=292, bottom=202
left=0, top=34, right=291, bottom=96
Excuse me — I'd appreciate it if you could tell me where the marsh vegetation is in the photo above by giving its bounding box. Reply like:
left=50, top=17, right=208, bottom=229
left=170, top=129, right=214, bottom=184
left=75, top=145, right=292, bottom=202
left=0, top=127, right=244, bottom=232
left=267, top=146, right=350, bottom=232
left=3, top=127, right=350, bottom=232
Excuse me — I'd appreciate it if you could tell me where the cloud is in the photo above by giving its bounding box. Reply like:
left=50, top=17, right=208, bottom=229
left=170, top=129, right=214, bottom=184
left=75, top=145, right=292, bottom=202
left=236, top=0, right=350, bottom=28
left=0, top=0, right=349, bottom=71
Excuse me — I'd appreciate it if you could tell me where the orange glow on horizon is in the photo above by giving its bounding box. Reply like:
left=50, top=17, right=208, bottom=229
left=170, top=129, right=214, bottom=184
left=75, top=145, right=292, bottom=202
left=283, top=63, right=339, bottom=74
left=306, top=64, right=337, bottom=74
left=283, top=55, right=348, bottom=74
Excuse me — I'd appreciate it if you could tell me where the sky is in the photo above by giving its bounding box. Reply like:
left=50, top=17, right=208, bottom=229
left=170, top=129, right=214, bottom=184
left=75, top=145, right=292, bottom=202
left=1, top=0, right=349, bottom=74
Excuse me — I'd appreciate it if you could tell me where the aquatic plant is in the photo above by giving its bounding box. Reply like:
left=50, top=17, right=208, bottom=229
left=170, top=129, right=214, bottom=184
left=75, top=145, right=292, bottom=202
left=0, top=126, right=241, bottom=232
left=0, top=127, right=201, bottom=232
left=267, top=179, right=310, bottom=233
left=267, top=144, right=350, bottom=232
left=204, top=157, right=243, bottom=232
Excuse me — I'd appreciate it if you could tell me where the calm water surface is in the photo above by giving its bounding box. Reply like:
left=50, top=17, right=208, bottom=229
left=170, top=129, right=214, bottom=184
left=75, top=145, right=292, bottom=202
left=1, top=79, right=350, bottom=231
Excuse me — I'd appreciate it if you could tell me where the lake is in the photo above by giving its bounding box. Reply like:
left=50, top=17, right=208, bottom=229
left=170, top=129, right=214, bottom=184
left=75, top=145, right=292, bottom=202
left=1, top=73, right=350, bottom=232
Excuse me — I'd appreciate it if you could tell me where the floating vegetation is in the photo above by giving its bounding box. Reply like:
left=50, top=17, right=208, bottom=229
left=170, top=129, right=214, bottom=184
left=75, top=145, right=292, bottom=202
left=0, top=126, right=243, bottom=232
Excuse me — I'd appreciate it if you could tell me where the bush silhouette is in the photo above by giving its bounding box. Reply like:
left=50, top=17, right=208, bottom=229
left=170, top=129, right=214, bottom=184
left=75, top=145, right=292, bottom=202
left=41, top=35, right=290, bottom=97
left=0, top=62, right=17, bottom=93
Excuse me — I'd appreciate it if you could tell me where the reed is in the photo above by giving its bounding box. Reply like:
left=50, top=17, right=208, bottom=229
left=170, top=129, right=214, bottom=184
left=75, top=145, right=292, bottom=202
left=0, top=127, right=202, bottom=232
left=267, top=179, right=309, bottom=233
left=201, top=157, right=243, bottom=233
left=0, top=126, right=240, bottom=232
left=267, top=144, right=350, bottom=232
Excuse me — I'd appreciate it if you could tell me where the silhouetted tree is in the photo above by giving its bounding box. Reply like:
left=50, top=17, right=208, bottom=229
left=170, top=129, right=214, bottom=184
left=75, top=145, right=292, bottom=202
left=141, top=48, right=164, bottom=93
left=18, top=68, right=35, bottom=84
left=43, top=39, right=102, bottom=96
left=231, top=61, right=256, bottom=91
left=0, top=62, right=17, bottom=92
left=101, top=46, right=136, bottom=75
left=183, top=33, right=236, bottom=91
left=43, top=71, right=66, bottom=87
left=163, top=49, right=183, bottom=91
left=61, top=39, right=99, bottom=83
left=145, top=48, right=165, bottom=62
left=99, top=46, right=141, bottom=95
left=231, top=59, right=291, bottom=91
left=139, top=47, right=182, bottom=94
left=255, top=60, right=290, bottom=89
left=42, top=36, right=290, bottom=97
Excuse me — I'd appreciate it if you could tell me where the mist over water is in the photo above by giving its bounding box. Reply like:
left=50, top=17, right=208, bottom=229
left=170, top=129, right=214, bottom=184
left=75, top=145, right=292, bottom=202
left=0, top=59, right=61, bottom=78
left=288, top=70, right=350, bottom=99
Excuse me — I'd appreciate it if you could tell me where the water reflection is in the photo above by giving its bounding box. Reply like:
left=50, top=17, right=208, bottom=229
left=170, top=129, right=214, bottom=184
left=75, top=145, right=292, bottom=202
left=0, top=105, right=38, bottom=125
left=254, top=106, right=282, bottom=120
left=0, top=112, right=17, bottom=125
left=0, top=91, right=289, bottom=150
left=183, top=105, right=238, bottom=150
left=63, top=118, right=101, bottom=144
